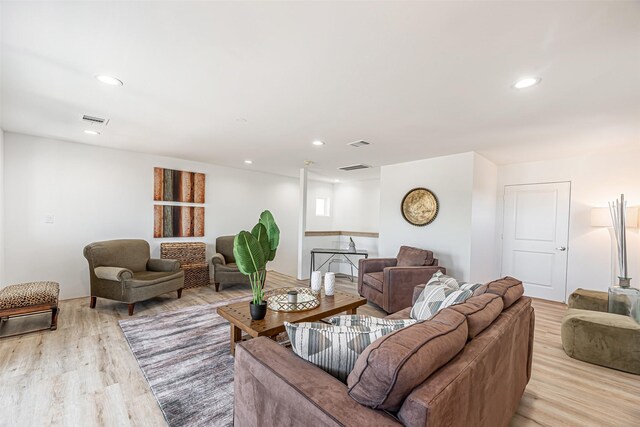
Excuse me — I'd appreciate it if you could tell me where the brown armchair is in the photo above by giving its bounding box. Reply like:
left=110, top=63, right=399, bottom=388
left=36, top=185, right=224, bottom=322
left=358, top=246, right=445, bottom=313
left=212, top=236, right=251, bottom=291
left=83, top=239, right=184, bottom=316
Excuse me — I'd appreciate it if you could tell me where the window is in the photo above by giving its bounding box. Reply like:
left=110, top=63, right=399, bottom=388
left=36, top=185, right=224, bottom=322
left=315, top=197, right=331, bottom=216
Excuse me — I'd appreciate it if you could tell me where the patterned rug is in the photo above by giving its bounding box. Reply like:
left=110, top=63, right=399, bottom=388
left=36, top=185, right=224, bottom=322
left=119, top=297, right=250, bottom=427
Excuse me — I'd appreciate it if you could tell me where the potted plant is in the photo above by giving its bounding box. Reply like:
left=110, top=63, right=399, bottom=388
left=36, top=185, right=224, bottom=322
left=233, top=210, right=280, bottom=320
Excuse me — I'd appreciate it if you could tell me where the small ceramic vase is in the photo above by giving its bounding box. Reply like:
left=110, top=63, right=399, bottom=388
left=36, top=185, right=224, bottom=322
left=311, top=271, right=322, bottom=294
left=324, top=272, right=336, bottom=296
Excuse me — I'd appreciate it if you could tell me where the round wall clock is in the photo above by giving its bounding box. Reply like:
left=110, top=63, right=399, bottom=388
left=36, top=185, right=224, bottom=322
left=401, top=188, right=439, bottom=226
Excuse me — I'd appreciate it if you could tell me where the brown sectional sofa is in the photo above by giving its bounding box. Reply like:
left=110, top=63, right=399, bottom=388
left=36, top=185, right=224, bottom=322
left=234, top=277, right=534, bottom=426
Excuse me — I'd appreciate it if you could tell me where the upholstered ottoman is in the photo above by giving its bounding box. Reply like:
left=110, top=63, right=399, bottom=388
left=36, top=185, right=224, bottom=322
left=561, top=289, right=640, bottom=375
left=0, top=281, right=60, bottom=334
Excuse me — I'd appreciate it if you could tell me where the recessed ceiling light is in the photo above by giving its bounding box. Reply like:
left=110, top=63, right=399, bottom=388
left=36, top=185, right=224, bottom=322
left=312, top=140, right=325, bottom=146
left=95, top=75, right=124, bottom=86
left=244, top=160, right=253, bottom=164
left=334, top=179, right=340, bottom=183
left=84, top=130, right=100, bottom=135
left=512, top=77, right=541, bottom=89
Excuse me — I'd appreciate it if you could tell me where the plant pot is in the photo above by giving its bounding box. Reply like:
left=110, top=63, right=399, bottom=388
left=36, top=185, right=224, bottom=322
left=250, top=302, right=267, bottom=320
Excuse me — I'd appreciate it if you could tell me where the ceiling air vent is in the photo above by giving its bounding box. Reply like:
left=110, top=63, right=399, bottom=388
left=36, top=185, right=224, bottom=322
left=82, top=115, right=109, bottom=126
left=347, top=140, right=371, bottom=148
left=338, top=164, right=372, bottom=171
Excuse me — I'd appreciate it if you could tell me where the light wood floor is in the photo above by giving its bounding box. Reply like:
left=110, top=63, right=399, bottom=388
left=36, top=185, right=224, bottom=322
left=0, top=271, right=638, bottom=426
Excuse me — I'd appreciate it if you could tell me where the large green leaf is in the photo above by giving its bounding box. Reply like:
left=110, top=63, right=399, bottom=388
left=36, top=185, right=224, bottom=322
left=251, top=223, right=270, bottom=263
left=259, top=210, right=280, bottom=261
left=233, top=231, right=266, bottom=275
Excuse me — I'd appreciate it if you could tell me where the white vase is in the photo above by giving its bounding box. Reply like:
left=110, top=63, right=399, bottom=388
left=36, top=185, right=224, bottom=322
left=311, top=271, right=322, bottom=294
left=324, top=272, right=335, bottom=296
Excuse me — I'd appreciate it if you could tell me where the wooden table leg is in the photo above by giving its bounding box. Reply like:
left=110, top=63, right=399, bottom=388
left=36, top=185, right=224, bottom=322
left=347, top=307, right=358, bottom=315
left=230, top=324, right=242, bottom=356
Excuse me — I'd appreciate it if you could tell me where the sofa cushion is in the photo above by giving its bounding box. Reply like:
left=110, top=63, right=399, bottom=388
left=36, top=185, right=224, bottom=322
left=362, top=272, right=384, bottom=292
left=397, top=246, right=433, bottom=267
left=485, top=276, right=524, bottom=308
left=126, top=270, right=184, bottom=288
left=449, top=293, right=504, bottom=338
left=285, top=321, right=409, bottom=382
left=347, top=308, right=468, bottom=412
left=329, top=314, right=416, bottom=328
left=410, top=284, right=473, bottom=320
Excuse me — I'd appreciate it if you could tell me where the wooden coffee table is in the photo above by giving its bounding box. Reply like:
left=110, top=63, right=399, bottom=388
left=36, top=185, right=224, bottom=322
left=217, top=290, right=367, bottom=355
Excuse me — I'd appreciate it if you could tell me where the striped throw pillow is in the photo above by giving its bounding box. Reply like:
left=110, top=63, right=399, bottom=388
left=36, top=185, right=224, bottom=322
left=410, top=284, right=473, bottom=320
left=285, top=321, right=407, bottom=382
left=329, top=315, right=417, bottom=328
left=427, top=270, right=460, bottom=289
left=459, top=282, right=486, bottom=295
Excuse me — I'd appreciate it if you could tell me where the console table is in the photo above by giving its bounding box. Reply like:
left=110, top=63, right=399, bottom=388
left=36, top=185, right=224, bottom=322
left=310, top=248, right=368, bottom=282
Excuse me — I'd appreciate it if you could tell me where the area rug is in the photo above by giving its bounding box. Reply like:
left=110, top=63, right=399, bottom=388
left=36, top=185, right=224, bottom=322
left=119, top=296, right=250, bottom=427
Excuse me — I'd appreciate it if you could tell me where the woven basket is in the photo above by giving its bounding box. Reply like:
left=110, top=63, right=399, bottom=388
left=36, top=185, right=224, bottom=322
left=161, top=242, right=210, bottom=288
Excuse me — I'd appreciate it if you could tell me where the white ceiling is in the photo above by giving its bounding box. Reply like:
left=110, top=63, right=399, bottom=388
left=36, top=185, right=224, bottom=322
left=1, top=1, right=639, bottom=181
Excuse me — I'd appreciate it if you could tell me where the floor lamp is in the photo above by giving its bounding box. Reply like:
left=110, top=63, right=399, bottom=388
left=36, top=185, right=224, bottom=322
left=591, top=202, right=638, bottom=286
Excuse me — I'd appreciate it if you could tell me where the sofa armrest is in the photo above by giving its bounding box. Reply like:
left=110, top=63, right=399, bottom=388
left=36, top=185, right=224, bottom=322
left=147, top=258, right=181, bottom=272
left=383, top=266, right=445, bottom=313
left=211, top=253, right=226, bottom=266
left=234, top=337, right=400, bottom=427
left=568, top=289, right=608, bottom=312
left=94, top=266, right=133, bottom=282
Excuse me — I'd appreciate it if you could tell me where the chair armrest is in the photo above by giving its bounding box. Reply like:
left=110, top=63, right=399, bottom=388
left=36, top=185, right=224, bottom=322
left=147, top=258, right=181, bottom=272
left=431, top=258, right=439, bottom=266
left=234, top=338, right=400, bottom=427
left=94, top=266, right=133, bottom=281
left=359, top=258, right=397, bottom=274
left=383, top=266, right=446, bottom=313
left=358, top=258, right=398, bottom=296
left=211, top=253, right=226, bottom=266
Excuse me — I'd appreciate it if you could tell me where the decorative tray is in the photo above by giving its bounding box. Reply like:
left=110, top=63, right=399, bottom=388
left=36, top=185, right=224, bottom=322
left=265, top=287, right=320, bottom=312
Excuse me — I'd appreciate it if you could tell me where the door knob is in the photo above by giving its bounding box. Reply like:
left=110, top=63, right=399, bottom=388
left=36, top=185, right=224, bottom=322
left=556, top=246, right=567, bottom=251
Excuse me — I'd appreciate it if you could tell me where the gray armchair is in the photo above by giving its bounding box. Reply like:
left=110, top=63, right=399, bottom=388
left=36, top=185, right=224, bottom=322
left=83, top=239, right=184, bottom=315
left=212, top=236, right=251, bottom=291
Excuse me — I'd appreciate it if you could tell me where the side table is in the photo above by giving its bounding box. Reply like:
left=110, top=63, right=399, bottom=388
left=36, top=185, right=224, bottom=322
left=608, top=286, right=640, bottom=323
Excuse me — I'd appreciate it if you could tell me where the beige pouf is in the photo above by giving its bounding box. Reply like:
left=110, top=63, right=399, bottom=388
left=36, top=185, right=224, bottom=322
left=0, top=281, right=60, bottom=333
left=561, top=289, right=640, bottom=375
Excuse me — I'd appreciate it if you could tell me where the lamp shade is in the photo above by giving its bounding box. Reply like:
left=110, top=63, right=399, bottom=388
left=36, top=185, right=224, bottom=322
left=591, top=206, right=639, bottom=228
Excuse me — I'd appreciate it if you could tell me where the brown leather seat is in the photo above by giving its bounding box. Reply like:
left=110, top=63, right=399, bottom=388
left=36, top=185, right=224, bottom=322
left=358, top=246, right=445, bottom=313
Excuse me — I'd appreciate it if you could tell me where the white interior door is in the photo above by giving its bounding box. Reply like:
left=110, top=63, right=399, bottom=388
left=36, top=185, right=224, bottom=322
left=501, top=182, right=570, bottom=302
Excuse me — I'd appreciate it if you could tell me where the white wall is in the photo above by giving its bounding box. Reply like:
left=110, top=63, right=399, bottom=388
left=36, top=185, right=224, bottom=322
left=0, top=129, right=4, bottom=285
left=379, top=153, right=475, bottom=280
left=305, top=180, right=334, bottom=231
left=333, top=180, right=380, bottom=232
left=470, top=153, right=498, bottom=283
left=497, top=146, right=640, bottom=297
left=3, top=132, right=299, bottom=299
left=379, top=152, right=498, bottom=282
